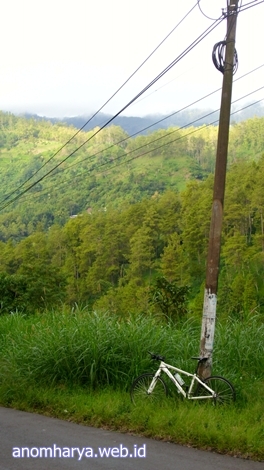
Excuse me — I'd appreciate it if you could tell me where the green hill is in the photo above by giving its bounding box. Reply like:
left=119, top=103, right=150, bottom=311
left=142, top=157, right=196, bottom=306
left=1, top=111, right=264, bottom=241
left=1, top=110, right=264, bottom=315
left=0, top=111, right=215, bottom=237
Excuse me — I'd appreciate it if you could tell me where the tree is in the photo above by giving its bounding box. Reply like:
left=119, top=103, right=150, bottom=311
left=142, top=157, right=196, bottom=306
left=149, top=276, right=189, bottom=321
left=160, top=233, right=189, bottom=285
left=126, top=226, right=155, bottom=284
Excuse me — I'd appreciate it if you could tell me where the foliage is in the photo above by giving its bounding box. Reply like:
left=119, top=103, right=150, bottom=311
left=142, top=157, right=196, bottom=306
left=0, top=270, right=66, bottom=314
left=0, top=273, right=28, bottom=314
left=1, top=309, right=264, bottom=459
left=0, top=310, right=264, bottom=391
left=149, top=276, right=189, bottom=321
left=1, top=112, right=264, bottom=314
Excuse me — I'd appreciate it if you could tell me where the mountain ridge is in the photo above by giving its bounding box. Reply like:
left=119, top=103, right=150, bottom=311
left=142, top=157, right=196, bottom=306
left=20, top=101, right=264, bottom=136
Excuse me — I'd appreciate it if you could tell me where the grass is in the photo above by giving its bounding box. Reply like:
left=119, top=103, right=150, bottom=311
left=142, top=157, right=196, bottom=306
left=1, top=385, right=264, bottom=460
left=0, top=309, right=263, bottom=460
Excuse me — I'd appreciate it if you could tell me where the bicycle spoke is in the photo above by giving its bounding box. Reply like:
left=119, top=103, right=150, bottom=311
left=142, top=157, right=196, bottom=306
left=130, top=373, right=167, bottom=405
left=197, top=376, right=235, bottom=404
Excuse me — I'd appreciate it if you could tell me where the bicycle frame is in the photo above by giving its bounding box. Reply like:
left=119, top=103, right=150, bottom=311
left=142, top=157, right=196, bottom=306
left=150, top=360, right=217, bottom=400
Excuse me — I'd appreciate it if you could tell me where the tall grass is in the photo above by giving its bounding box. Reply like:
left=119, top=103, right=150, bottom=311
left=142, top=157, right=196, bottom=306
left=0, top=308, right=263, bottom=398
left=1, top=309, right=264, bottom=459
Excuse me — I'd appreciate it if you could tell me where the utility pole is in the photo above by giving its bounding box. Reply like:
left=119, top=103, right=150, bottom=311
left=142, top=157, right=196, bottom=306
left=198, top=0, right=239, bottom=379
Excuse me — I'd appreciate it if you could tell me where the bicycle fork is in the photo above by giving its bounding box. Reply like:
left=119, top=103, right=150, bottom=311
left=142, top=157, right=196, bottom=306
left=147, top=369, right=162, bottom=394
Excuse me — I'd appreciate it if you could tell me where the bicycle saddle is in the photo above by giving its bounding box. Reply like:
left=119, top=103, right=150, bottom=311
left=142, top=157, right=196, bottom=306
left=191, top=356, right=208, bottom=362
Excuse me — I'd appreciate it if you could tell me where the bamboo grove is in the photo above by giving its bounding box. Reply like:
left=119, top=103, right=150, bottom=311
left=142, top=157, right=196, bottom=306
left=0, top=112, right=264, bottom=317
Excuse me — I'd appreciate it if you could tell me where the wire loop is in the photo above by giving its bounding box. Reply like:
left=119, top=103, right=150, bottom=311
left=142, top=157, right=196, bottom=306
left=212, top=41, right=238, bottom=74
left=198, top=0, right=226, bottom=20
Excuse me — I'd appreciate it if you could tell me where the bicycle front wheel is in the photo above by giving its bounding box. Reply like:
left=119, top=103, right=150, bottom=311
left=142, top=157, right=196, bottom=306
left=199, top=375, right=235, bottom=404
left=130, top=373, right=168, bottom=405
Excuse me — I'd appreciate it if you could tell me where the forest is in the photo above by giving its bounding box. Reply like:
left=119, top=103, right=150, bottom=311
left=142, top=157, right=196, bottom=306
left=0, top=110, right=264, bottom=317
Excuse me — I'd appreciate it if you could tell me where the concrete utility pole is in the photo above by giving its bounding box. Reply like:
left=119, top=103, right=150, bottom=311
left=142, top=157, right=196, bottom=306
left=198, top=0, right=239, bottom=379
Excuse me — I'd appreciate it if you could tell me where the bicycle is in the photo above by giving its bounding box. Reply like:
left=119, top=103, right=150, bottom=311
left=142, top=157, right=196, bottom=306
left=130, top=352, right=235, bottom=405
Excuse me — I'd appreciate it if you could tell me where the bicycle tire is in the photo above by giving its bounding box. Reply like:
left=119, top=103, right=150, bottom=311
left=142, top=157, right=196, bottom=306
left=197, top=375, right=235, bottom=404
left=130, top=373, right=168, bottom=405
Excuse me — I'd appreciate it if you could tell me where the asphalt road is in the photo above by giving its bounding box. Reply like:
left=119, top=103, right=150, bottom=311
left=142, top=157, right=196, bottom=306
left=0, top=407, right=263, bottom=470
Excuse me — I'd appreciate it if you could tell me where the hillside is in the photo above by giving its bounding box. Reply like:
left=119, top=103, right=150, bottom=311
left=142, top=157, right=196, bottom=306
left=0, top=110, right=215, bottom=238
left=1, top=110, right=264, bottom=315
left=0, top=110, right=264, bottom=242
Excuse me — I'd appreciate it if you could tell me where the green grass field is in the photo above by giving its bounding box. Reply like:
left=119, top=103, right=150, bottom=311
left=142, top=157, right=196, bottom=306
left=0, top=309, right=263, bottom=460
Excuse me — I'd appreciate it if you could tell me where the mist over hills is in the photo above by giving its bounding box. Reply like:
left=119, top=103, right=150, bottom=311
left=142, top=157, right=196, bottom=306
left=21, top=101, right=264, bottom=136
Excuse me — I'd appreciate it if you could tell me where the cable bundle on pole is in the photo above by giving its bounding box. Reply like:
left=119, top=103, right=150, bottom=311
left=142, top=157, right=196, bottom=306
left=212, top=41, right=238, bottom=74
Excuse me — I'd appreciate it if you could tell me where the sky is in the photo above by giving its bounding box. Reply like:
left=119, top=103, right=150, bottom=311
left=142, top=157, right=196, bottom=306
left=0, top=0, right=264, bottom=118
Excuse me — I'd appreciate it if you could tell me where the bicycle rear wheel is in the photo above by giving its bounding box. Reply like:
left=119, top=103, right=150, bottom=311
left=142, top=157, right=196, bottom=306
left=130, top=373, right=168, bottom=405
left=198, top=375, right=235, bottom=404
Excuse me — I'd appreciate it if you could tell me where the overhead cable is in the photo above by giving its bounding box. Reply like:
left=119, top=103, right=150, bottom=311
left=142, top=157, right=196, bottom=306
left=0, top=1, right=200, bottom=205
left=0, top=14, right=224, bottom=209
left=15, top=63, right=264, bottom=177
left=3, top=86, right=264, bottom=210
left=15, top=97, right=264, bottom=207
left=97, top=98, right=264, bottom=177
left=198, top=0, right=225, bottom=20
left=1, top=61, right=263, bottom=210
left=239, top=0, right=264, bottom=12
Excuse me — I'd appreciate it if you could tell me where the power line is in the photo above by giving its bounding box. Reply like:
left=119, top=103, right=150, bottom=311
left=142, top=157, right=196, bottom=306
left=210, top=0, right=264, bottom=80
left=198, top=0, right=225, bottom=21
left=2, top=0, right=263, bottom=210
left=0, top=1, right=200, bottom=205
left=239, top=0, right=264, bottom=11
left=3, top=86, right=263, bottom=211
left=209, top=0, right=264, bottom=86
left=0, top=15, right=224, bottom=208
left=31, top=97, right=264, bottom=202
left=15, top=63, right=264, bottom=178
left=128, top=66, right=197, bottom=109
left=94, top=98, right=264, bottom=178
left=196, top=0, right=262, bottom=21
left=0, top=61, right=263, bottom=211
left=43, top=62, right=264, bottom=176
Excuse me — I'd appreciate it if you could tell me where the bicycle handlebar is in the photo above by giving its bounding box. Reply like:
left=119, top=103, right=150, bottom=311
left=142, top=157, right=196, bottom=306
left=147, top=352, right=209, bottom=363
left=148, top=351, right=165, bottom=361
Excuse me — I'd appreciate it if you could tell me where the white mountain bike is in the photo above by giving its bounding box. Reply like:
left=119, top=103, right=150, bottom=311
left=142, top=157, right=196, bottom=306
left=130, top=352, right=235, bottom=405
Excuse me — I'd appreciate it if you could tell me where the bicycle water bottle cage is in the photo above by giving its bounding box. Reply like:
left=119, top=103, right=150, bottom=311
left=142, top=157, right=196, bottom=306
left=148, top=352, right=165, bottom=361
